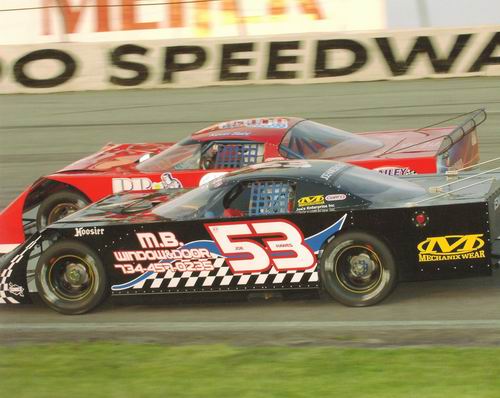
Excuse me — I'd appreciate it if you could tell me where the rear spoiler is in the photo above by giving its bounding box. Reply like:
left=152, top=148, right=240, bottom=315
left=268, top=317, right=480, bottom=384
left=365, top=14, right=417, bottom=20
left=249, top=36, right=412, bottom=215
left=437, top=108, right=486, bottom=155
left=383, top=108, right=486, bottom=155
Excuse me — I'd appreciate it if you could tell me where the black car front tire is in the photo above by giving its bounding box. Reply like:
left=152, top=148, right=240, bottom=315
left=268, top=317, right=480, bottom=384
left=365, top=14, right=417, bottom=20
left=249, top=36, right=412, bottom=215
left=35, top=241, right=108, bottom=315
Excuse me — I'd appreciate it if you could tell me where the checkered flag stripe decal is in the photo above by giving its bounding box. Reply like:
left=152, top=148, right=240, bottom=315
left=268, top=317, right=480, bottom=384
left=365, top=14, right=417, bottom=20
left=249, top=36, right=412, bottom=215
left=0, top=262, right=19, bottom=304
left=126, top=258, right=319, bottom=293
left=0, top=236, right=40, bottom=304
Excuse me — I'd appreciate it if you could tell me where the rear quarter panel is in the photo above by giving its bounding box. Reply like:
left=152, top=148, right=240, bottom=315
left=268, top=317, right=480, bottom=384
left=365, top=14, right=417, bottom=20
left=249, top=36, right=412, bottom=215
left=349, top=203, right=492, bottom=281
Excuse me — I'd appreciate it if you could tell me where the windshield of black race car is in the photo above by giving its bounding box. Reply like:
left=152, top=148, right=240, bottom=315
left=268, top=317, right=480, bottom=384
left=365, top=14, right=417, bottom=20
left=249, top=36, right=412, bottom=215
left=152, top=179, right=231, bottom=220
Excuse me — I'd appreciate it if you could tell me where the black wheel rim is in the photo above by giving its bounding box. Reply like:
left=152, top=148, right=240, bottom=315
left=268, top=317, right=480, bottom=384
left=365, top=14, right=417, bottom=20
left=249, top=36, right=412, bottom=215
left=47, top=255, right=95, bottom=301
left=334, top=244, right=383, bottom=293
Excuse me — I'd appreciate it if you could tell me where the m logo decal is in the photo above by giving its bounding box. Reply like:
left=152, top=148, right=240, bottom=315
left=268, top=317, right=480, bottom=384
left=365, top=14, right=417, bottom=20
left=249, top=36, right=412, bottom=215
left=417, top=234, right=485, bottom=262
left=298, top=195, right=324, bottom=207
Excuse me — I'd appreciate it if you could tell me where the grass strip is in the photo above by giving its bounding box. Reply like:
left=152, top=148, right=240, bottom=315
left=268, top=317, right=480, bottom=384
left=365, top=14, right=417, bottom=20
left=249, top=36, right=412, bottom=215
left=1, top=343, right=499, bottom=398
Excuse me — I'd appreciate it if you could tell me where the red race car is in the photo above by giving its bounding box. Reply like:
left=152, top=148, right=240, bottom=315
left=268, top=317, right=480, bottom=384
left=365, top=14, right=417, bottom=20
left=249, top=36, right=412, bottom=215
left=0, top=110, right=484, bottom=253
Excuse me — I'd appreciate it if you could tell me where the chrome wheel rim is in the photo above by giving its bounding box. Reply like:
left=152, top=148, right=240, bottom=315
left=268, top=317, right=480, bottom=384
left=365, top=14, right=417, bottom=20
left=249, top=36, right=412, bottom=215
left=47, top=255, right=95, bottom=301
left=334, top=245, right=383, bottom=293
left=47, top=202, right=81, bottom=225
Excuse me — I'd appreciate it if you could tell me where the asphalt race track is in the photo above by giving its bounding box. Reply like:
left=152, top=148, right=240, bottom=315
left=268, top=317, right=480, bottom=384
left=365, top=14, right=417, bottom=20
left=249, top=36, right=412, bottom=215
left=1, top=77, right=500, bottom=345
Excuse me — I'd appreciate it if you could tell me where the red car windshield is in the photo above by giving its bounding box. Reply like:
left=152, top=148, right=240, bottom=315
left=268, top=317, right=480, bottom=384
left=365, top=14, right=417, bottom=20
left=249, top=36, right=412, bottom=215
left=137, top=138, right=202, bottom=172
left=280, top=120, right=382, bottom=159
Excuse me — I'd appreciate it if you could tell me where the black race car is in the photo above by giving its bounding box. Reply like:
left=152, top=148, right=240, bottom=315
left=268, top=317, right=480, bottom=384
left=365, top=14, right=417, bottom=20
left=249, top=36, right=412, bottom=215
left=1, top=159, right=499, bottom=314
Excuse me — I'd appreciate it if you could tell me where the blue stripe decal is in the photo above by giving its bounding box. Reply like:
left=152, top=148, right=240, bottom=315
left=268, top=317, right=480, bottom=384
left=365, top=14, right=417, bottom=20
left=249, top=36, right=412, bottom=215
left=304, top=213, right=347, bottom=253
left=111, top=271, right=154, bottom=291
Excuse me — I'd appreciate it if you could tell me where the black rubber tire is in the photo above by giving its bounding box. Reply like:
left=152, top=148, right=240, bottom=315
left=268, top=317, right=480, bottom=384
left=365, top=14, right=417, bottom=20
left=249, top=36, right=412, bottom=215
left=36, top=190, right=89, bottom=230
left=35, top=240, right=108, bottom=315
left=319, top=232, right=397, bottom=307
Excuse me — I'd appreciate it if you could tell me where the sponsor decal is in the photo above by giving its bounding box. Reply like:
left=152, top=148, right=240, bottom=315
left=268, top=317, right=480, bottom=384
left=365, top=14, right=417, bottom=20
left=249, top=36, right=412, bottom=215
left=325, top=194, right=347, bottom=201
left=296, top=194, right=345, bottom=211
left=208, top=131, right=251, bottom=137
left=218, top=118, right=288, bottom=129
left=320, top=164, right=345, bottom=180
left=112, top=175, right=182, bottom=193
left=296, top=203, right=337, bottom=213
left=111, top=214, right=347, bottom=291
left=112, top=177, right=154, bottom=193
left=375, top=166, right=416, bottom=176
left=114, top=257, right=215, bottom=274
left=8, top=283, right=24, bottom=297
left=74, top=227, right=104, bottom=237
left=161, top=172, right=182, bottom=189
left=298, top=195, right=325, bottom=207
left=417, top=234, right=486, bottom=262
left=11, top=0, right=379, bottom=45
left=113, top=231, right=218, bottom=275
left=206, top=219, right=316, bottom=273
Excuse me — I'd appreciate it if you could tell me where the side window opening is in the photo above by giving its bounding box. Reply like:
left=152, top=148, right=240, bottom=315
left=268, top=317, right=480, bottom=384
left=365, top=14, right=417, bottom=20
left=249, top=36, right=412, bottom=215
left=249, top=180, right=294, bottom=216
left=222, top=180, right=295, bottom=218
left=201, top=142, right=264, bottom=170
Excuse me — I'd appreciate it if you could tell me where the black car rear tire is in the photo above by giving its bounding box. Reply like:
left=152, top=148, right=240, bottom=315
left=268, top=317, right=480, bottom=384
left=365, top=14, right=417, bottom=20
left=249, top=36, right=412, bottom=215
left=35, top=241, right=108, bottom=315
left=36, top=191, right=89, bottom=230
left=320, top=232, right=397, bottom=306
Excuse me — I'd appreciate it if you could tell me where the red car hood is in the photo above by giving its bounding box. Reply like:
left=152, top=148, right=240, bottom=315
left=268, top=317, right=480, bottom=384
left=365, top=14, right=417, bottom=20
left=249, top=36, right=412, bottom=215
left=59, top=142, right=174, bottom=172
left=351, top=127, right=454, bottom=159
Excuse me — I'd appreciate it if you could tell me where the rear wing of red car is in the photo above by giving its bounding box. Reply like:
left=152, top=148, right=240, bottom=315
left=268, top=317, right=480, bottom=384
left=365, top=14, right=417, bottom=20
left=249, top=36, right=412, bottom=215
left=436, top=108, right=486, bottom=155
left=382, top=109, right=486, bottom=172
left=436, top=108, right=485, bottom=171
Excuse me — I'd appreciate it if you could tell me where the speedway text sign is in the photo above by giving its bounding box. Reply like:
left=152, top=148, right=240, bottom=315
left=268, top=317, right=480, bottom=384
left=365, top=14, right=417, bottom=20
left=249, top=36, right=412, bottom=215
left=0, top=26, right=499, bottom=93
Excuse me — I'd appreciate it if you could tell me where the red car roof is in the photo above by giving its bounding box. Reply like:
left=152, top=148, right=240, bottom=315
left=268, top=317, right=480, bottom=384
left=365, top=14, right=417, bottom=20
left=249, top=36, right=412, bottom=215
left=192, top=117, right=303, bottom=146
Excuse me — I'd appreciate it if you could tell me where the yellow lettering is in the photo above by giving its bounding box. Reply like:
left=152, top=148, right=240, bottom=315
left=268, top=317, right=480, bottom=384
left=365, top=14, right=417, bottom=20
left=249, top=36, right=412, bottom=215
left=417, top=234, right=484, bottom=256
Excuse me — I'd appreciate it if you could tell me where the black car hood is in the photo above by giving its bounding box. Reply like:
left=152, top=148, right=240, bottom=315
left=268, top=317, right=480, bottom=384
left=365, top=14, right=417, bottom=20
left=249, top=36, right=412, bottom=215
left=54, top=189, right=187, bottom=226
